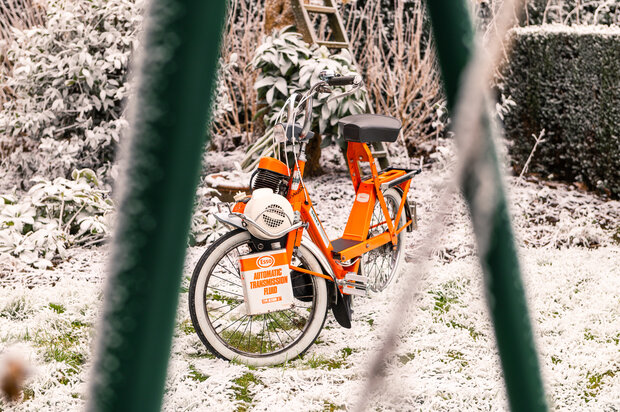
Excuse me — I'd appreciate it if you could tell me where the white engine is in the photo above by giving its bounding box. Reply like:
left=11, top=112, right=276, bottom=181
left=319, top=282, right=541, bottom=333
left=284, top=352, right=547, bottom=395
left=244, top=188, right=295, bottom=240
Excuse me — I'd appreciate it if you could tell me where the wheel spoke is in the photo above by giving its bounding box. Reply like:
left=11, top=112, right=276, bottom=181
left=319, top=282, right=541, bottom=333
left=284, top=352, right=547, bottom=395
left=218, top=256, right=241, bottom=279
left=268, top=313, right=294, bottom=340
left=280, top=310, right=303, bottom=332
left=267, top=314, right=286, bottom=347
left=207, top=286, right=243, bottom=298
left=224, top=250, right=240, bottom=278
left=362, top=191, right=404, bottom=292
left=217, top=314, right=247, bottom=334
left=234, top=317, right=251, bottom=348
left=211, top=301, right=243, bottom=322
left=260, top=316, right=266, bottom=354
left=210, top=273, right=242, bottom=288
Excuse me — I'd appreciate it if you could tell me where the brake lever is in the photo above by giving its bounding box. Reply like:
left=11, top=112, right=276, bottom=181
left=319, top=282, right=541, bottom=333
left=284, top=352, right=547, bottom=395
left=316, top=84, right=332, bottom=94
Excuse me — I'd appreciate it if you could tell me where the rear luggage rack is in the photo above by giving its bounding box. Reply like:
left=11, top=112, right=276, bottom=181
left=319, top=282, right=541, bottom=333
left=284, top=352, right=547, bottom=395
left=380, top=168, right=422, bottom=190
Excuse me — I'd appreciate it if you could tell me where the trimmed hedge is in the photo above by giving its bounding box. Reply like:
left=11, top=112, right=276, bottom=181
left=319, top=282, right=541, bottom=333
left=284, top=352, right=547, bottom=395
left=503, top=25, right=620, bottom=198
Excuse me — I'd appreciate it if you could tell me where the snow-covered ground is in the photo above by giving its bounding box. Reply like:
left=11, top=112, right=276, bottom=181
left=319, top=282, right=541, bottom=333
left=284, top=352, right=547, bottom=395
left=1, top=144, right=618, bottom=411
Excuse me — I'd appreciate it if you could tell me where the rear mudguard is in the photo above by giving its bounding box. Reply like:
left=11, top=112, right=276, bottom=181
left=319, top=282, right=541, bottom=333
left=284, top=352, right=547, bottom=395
left=299, top=237, right=351, bottom=329
left=212, top=213, right=352, bottom=328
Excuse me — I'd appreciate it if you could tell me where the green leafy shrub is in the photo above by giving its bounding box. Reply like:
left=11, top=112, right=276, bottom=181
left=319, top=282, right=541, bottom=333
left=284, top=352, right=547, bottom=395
left=503, top=25, right=620, bottom=198
left=0, top=0, right=144, bottom=186
left=0, top=169, right=113, bottom=268
left=241, top=29, right=366, bottom=170
left=518, top=0, right=619, bottom=26
left=252, top=29, right=366, bottom=132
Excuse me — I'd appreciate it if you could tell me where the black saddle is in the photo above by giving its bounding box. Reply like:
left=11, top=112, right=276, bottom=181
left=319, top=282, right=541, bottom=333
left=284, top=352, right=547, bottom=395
left=338, top=114, right=401, bottom=143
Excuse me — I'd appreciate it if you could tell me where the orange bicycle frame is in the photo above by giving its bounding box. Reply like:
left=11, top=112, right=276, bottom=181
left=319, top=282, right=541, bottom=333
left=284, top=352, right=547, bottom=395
left=285, top=141, right=413, bottom=281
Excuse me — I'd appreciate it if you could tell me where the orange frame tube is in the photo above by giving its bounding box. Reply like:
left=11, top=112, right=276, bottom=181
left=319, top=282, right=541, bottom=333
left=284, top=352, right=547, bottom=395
left=283, top=141, right=414, bottom=280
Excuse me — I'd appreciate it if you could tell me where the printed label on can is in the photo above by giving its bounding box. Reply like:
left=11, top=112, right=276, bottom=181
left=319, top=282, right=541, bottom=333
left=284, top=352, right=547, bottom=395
left=239, top=249, right=294, bottom=315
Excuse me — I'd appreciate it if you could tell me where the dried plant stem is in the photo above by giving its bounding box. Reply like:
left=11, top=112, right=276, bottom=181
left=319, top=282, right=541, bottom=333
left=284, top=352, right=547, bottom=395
left=519, top=129, right=545, bottom=179
left=345, top=0, right=444, bottom=152
left=211, top=0, right=264, bottom=140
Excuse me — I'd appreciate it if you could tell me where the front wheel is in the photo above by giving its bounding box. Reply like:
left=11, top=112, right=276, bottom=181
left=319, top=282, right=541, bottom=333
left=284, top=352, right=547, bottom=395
left=361, top=188, right=407, bottom=292
left=188, top=229, right=328, bottom=366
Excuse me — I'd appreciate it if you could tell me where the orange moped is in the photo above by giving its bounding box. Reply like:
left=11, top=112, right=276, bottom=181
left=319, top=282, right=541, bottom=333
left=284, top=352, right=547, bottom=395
left=189, top=71, right=420, bottom=365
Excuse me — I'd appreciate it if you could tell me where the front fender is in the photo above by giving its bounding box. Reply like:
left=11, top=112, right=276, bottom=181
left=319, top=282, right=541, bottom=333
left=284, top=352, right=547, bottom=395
left=213, top=212, right=244, bottom=230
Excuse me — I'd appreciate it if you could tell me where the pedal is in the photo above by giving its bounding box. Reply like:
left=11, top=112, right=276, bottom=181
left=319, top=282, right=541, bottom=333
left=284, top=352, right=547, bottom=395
left=342, top=284, right=366, bottom=297
left=340, top=273, right=368, bottom=296
left=344, top=273, right=368, bottom=283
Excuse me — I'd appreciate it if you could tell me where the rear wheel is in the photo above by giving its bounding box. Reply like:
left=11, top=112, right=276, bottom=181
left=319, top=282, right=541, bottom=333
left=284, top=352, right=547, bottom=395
left=361, top=188, right=406, bottom=292
left=189, top=229, right=328, bottom=366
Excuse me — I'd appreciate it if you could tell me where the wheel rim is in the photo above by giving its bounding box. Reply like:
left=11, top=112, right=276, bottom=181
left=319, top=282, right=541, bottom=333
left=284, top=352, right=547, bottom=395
left=201, top=239, right=318, bottom=358
left=363, top=193, right=403, bottom=292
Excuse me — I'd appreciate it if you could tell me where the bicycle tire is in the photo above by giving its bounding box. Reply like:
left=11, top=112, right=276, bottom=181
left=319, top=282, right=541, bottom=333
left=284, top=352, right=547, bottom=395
left=361, top=188, right=406, bottom=292
left=188, top=229, right=328, bottom=366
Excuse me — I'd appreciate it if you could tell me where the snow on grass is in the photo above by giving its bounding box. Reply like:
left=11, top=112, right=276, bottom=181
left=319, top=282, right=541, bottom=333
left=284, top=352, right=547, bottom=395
left=0, top=145, right=618, bottom=410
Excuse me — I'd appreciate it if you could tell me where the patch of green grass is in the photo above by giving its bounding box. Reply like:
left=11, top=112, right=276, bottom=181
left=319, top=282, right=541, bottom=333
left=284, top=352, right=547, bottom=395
left=219, top=311, right=308, bottom=354
left=551, top=355, right=562, bottom=365
left=35, top=330, right=86, bottom=382
left=447, top=320, right=482, bottom=340
left=70, top=320, right=90, bottom=329
left=179, top=319, right=195, bottom=335
left=303, top=354, right=345, bottom=370
left=367, top=318, right=374, bottom=327
left=302, top=348, right=354, bottom=370
left=188, top=364, right=209, bottom=382
left=22, top=387, right=35, bottom=401
left=322, top=400, right=345, bottom=411
left=445, top=350, right=468, bottom=367
left=573, top=279, right=589, bottom=294
left=0, top=297, right=30, bottom=320
left=264, top=311, right=307, bottom=331
left=187, top=351, right=216, bottom=360
left=207, top=291, right=242, bottom=307
left=584, top=330, right=596, bottom=341
left=398, top=353, right=416, bottom=365
left=536, top=259, right=552, bottom=267
left=48, top=303, right=66, bottom=314
left=583, top=369, right=617, bottom=402
left=429, top=290, right=459, bottom=314
left=231, top=372, right=263, bottom=410
left=0, top=328, right=32, bottom=344
left=179, top=276, right=191, bottom=293
left=44, top=342, right=85, bottom=371
left=221, top=328, right=267, bottom=354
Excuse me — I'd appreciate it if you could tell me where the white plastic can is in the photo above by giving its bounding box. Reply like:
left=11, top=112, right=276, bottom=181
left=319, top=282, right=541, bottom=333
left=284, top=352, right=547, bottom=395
left=238, top=249, right=294, bottom=315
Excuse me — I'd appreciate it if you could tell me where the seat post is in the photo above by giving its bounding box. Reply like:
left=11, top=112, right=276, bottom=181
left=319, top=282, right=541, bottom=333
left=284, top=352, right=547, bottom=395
left=346, top=142, right=377, bottom=190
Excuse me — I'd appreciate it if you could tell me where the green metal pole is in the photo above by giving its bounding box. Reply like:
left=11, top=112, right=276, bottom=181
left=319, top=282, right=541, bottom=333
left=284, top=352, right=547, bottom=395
left=424, top=2, right=548, bottom=411
left=87, top=1, right=227, bottom=411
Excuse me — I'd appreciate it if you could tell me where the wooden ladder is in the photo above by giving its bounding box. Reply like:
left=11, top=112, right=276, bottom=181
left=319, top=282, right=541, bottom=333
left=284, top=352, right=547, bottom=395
left=289, top=0, right=391, bottom=169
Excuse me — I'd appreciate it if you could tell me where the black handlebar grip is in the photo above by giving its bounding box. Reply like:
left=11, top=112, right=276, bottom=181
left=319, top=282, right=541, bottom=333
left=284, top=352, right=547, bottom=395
left=327, top=75, right=359, bottom=87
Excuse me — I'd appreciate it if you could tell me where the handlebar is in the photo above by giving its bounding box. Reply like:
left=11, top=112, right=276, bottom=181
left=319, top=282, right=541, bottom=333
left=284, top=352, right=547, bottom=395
left=296, top=74, right=363, bottom=142
left=326, top=74, right=362, bottom=87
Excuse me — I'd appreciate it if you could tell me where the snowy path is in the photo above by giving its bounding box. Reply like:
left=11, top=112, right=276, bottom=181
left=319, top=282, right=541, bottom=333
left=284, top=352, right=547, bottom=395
left=1, top=146, right=618, bottom=411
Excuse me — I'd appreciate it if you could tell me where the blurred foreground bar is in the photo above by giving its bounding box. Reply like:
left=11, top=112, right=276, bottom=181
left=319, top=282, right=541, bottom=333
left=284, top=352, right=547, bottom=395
left=425, top=1, right=548, bottom=411
left=87, top=1, right=227, bottom=411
